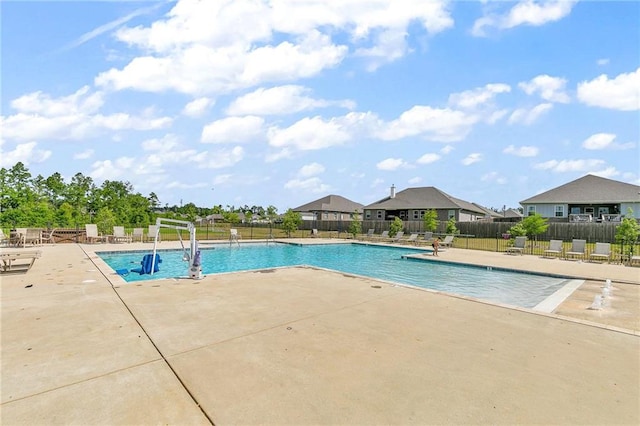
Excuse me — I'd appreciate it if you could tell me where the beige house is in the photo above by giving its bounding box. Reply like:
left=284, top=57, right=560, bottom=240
left=363, top=185, right=488, bottom=222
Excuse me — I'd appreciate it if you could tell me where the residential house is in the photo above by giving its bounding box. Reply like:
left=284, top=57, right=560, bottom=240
left=363, top=185, right=488, bottom=222
left=292, top=195, right=363, bottom=222
left=520, top=174, right=640, bottom=222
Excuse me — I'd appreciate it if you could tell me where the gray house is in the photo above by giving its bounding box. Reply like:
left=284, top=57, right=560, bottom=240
left=520, top=174, right=640, bottom=222
left=363, top=185, right=488, bottom=222
left=292, top=195, right=363, bottom=222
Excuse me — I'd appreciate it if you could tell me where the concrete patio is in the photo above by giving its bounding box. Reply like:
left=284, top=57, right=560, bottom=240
left=1, top=240, right=638, bottom=425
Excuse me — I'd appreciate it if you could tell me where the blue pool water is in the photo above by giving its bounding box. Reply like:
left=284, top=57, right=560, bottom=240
left=97, top=243, right=569, bottom=308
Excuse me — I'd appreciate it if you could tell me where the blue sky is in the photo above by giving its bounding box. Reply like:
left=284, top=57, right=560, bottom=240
left=2, top=0, right=639, bottom=213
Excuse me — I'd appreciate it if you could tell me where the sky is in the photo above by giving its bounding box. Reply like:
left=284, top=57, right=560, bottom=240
left=1, top=0, right=639, bottom=213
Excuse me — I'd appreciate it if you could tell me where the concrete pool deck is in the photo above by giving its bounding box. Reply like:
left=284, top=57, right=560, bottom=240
left=1, top=240, right=639, bottom=425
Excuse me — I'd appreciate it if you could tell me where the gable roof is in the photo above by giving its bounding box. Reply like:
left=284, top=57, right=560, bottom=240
left=293, top=195, right=363, bottom=213
left=364, top=187, right=487, bottom=215
left=520, top=174, right=640, bottom=204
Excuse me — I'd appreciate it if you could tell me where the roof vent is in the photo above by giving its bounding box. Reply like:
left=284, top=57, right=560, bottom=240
left=390, top=184, right=396, bottom=199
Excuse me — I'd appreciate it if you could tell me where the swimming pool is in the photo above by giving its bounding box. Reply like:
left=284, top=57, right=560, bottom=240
left=97, top=243, right=572, bottom=309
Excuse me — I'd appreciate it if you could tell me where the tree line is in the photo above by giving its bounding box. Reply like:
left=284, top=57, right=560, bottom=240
left=0, top=162, right=280, bottom=230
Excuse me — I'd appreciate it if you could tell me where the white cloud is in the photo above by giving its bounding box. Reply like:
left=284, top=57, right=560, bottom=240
left=226, top=85, right=353, bottom=116
left=376, top=106, right=477, bottom=142
left=577, top=67, right=640, bottom=111
left=408, top=176, right=423, bottom=184
left=0, top=142, right=51, bottom=167
left=448, top=83, right=511, bottom=109
left=201, top=116, right=264, bottom=144
left=195, top=146, right=245, bottom=169
left=1, top=87, right=172, bottom=141
left=582, top=133, right=635, bottom=150
left=518, top=75, right=570, bottom=103
left=503, top=144, right=539, bottom=157
left=481, top=172, right=507, bottom=185
left=508, top=103, right=553, bottom=125
left=268, top=115, right=353, bottom=150
left=182, top=97, right=215, bottom=117
left=416, top=153, right=441, bottom=164
left=95, top=1, right=453, bottom=95
left=440, top=145, right=454, bottom=154
left=597, top=58, right=610, bottom=66
left=284, top=177, right=330, bottom=193
left=74, top=149, right=94, bottom=160
left=298, top=162, right=325, bottom=178
left=472, top=0, right=577, bottom=37
left=377, top=157, right=410, bottom=171
left=461, top=153, right=482, bottom=165
left=533, top=158, right=606, bottom=173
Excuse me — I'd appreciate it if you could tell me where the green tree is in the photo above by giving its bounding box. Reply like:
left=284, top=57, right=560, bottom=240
left=422, top=209, right=438, bottom=232
left=615, top=208, right=640, bottom=257
left=95, top=207, right=117, bottom=235
left=389, top=217, right=403, bottom=237
left=223, top=211, right=240, bottom=224
left=281, top=208, right=302, bottom=237
left=348, top=211, right=362, bottom=238
left=445, top=217, right=459, bottom=235
left=521, top=213, right=549, bottom=239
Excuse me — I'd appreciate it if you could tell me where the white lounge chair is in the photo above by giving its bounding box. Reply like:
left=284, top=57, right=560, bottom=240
left=373, top=230, right=389, bottom=241
left=1, top=250, right=42, bottom=273
left=132, top=228, right=144, bottom=242
left=440, top=235, right=454, bottom=248
left=402, top=233, right=419, bottom=245
left=589, top=243, right=611, bottom=263
left=360, top=229, right=375, bottom=240
left=146, top=225, right=160, bottom=242
left=390, top=231, right=404, bottom=243
left=40, top=228, right=56, bottom=244
left=543, top=239, right=563, bottom=258
left=506, top=236, right=527, bottom=255
left=85, top=224, right=109, bottom=244
left=311, top=228, right=319, bottom=238
left=112, top=226, right=132, bottom=243
left=565, top=239, right=586, bottom=260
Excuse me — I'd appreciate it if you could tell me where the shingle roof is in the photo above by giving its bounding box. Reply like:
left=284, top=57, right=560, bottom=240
left=520, top=174, right=640, bottom=204
left=364, top=187, right=487, bottom=215
left=293, top=195, right=363, bottom=213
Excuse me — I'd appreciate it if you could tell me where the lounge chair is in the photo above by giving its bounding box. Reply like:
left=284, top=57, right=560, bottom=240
left=360, top=229, right=375, bottom=240
left=506, top=236, right=526, bottom=255
left=132, top=228, right=144, bottom=242
left=630, top=255, right=640, bottom=267
left=13, top=228, right=27, bottom=247
left=146, top=225, right=160, bottom=242
left=0, top=229, right=10, bottom=246
left=311, top=228, right=319, bottom=238
left=389, top=231, right=404, bottom=243
left=112, top=226, right=132, bottom=243
left=402, top=233, right=419, bottom=245
left=40, top=228, right=56, bottom=244
left=373, top=230, right=389, bottom=241
left=422, top=232, right=433, bottom=242
left=543, top=239, right=563, bottom=258
left=565, top=239, right=586, bottom=261
left=85, top=224, right=109, bottom=243
left=440, top=235, right=454, bottom=248
left=1, top=250, right=42, bottom=273
left=589, top=243, right=611, bottom=263
left=230, top=228, right=241, bottom=245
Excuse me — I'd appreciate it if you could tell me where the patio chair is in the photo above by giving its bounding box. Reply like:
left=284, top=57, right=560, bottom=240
left=132, top=228, right=144, bottom=242
left=564, top=239, right=586, bottom=261
left=40, top=228, right=56, bottom=244
left=85, top=224, right=109, bottom=244
left=506, top=236, right=527, bottom=255
left=0, top=229, right=11, bottom=246
left=543, top=239, right=563, bottom=258
left=1, top=250, right=42, bottom=273
left=440, top=235, right=454, bottom=248
left=360, top=229, right=375, bottom=240
left=13, top=228, right=27, bottom=247
left=389, top=231, right=404, bottom=243
left=373, top=230, right=389, bottom=241
left=589, top=242, right=611, bottom=263
left=402, top=233, right=419, bottom=245
left=146, top=225, right=160, bottom=242
left=112, top=226, right=132, bottom=243
left=311, top=228, right=319, bottom=238
left=230, top=228, right=241, bottom=246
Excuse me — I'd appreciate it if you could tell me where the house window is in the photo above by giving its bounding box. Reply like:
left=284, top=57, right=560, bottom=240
left=365, top=210, right=371, bottom=219
left=527, top=206, right=536, bottom=216
left=377, top=210, right=383, bottom=219
left=420, top=210, right=425, bottom=218
left=554, top=205, right=564, bottom=217
left=412, top=210, right=419, bottom=220
left=448, top=210, right=455, bottom=220
left=399, top=211, right=406, bottom=219
left=570, top=207, right=580, bottom=214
